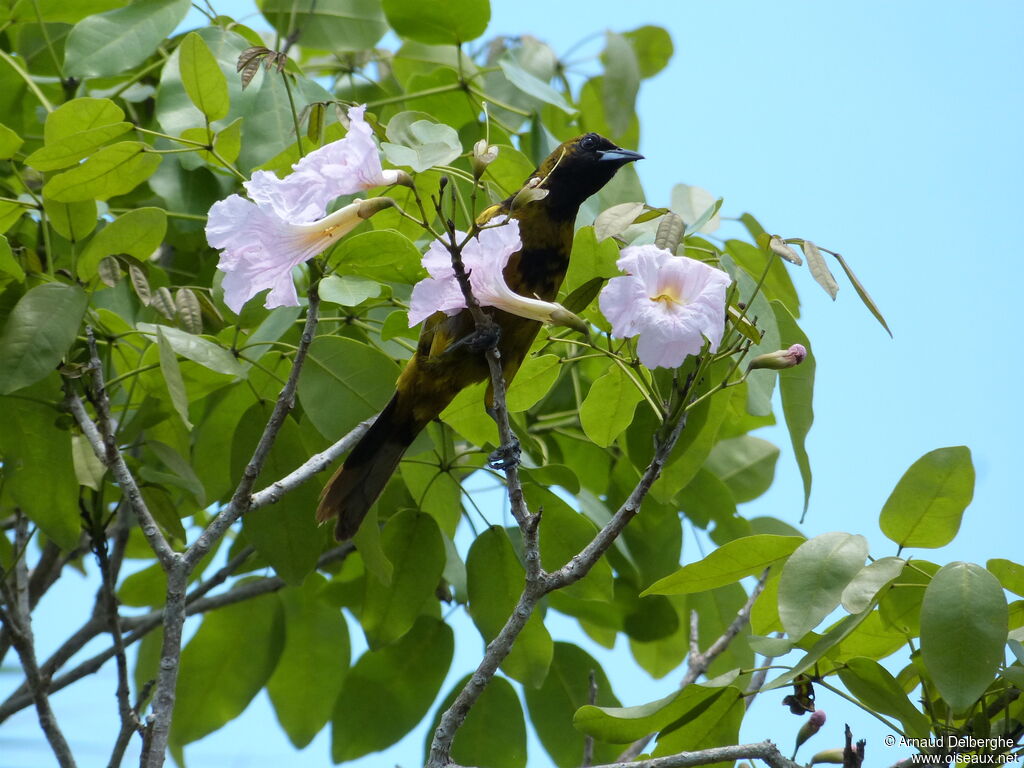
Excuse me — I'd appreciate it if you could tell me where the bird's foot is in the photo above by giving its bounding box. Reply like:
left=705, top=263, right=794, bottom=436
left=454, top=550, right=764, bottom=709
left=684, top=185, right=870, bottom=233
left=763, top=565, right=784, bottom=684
left=441, top=322, right=501, bottom=358
left=488, top=436, right=521, bottom=471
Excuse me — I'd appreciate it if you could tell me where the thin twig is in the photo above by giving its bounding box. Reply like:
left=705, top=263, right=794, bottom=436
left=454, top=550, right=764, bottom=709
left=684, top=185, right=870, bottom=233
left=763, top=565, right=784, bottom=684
left=582, top=669, right=598, bottom=767
left=89, top=520, right=140, bottom=750
left=618, top=572, right=769, bottom=761
left=69, top=331, right=177, bottom=570
left=143, top=290, right=321, bottom=767
left=0, top=515, right=77, bottom=767
left=427, top=409, right=690, bottom=767
left=588, top=739, right=801, bottom=768
left=184, top=287, right=321, bottom=569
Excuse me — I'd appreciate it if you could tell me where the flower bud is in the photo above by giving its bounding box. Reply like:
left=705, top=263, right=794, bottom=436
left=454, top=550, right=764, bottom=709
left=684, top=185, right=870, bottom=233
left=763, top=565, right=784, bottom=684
left=512, top=176, right=549, bottom=209
left=794, top=710, right=826, bottom=757
left=472, top=138, right=499, bottom=179
left=748, top=343, right=807, bottom=371
left=391, top=170, right=415, bottom=188
left=356, top=196, right=396, bottom=220
left=810, top=748, right=845, bottom=765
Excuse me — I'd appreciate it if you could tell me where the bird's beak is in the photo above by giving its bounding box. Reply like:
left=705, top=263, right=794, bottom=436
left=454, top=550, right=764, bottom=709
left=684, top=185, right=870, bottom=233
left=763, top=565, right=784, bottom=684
left=598, top=147, right=644, bottom=163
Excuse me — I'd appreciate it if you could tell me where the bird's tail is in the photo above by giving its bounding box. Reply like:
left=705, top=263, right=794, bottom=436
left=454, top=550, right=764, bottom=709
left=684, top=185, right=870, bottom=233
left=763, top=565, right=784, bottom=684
left=316, top=392, right=424, bottom=540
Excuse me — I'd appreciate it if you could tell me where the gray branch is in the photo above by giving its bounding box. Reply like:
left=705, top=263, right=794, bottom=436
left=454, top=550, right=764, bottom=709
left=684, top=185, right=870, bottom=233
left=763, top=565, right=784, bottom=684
left=0, top=515, right=77, bottom=768
left=588, top=739, right=800, bottom=768
left=427, top=409, right=690, bottom=767
left=618, top=572, right=768, bottom=761
left=69, top=330, right=177, bottom=570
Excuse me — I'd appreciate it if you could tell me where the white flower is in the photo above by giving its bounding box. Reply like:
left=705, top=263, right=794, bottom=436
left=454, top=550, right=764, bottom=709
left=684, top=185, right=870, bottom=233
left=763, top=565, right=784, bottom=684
left=408, top=217, right=585, bottom=333
left=599, top=244, right=731, bottom=368
left=206, top=104, right=399, bottom=312
left=208, top=197, right=392, bottom=313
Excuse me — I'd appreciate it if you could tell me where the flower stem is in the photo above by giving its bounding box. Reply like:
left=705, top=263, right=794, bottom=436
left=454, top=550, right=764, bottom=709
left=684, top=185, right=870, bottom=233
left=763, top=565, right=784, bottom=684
left=365, top=83, right=465, bottom=109
left=0, top=49, right=53, bottom=112
left=280, top=71, right=304, bottom=158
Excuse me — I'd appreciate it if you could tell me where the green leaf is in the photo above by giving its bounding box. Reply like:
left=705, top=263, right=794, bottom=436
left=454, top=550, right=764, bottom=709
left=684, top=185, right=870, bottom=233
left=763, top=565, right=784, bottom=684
left=921, top=562, right=1008, bottom=713
left=267, top=575, right=349, bottom=748
left=361, top=510, right=445, bottom=648
left=652, top=686, right=743, bottom=759
left=777, top=532, right=868, bottom=638
left=298, top=336, right=400, bottom=441
left=78, top=208, right=167, bottom=280
left=0, top=282, right=88, bottom=395
left=0, top=383, right=81, bottom=549
left=593, top=201, right=646, bottom=242
left=643, top=535, right=803, bottom=596
left=0, top=121, right=24, bottom=158
left=28, top=122, right=133, bottom=172
left=232, top=402, right=322, bottom=584
left=71, top=434, right=106, bottom=490
left=762, top=609, right=873, bottom=691
left=382, top=0, right=489, bottom=45
left=332, top=616, right=453, bottom=761
left=837, top=657, right=931, bottom=738
left=499, top=57, right=576, bottom=115
left=156, top=27, right=332, bottom=172
left=774, top=301, right=815, bottom=513
left=831, top=250, right=892, bottom=336
left=319, top=274, right=381, bottom=307
left=879, top=446, right=974, bottom=549
left=840, top=557, right=905, bottom=614
left=524, top=643, right=622, bottom=767
left=801, top=240, right=839, bottom=299
left=622, top=25, right=674, bottom=78
left=45, top=98, right=124, bottom=144
left=726, top=239, right=800, bottom=319
left=427, top=674, right=527, bottom=768
left=42, top=142, right=161, bottom=202
left=671, top=184, right=721, bottom=234
left=43, top=199, right=97, bottom=243
left=506, top=354, right=560, bottom=412
left=580, top=365, right=642, bottom=447
left=878, top=560, right=938, bottom=635
left=178, top=31, right=229, bottom=121
left=704, top=435, right=779, bottom=504
left=467, top=526, right=553, bottom=687
left=136, top=323, right=244, bottom=377
left=600, top=32, right=640, bottom=137
left=63, top=0, right=191, bottom=77
left=381, top=117, right=462, bottom=172
left=258, top=0, right=388, bottom=51
left=327, top=228, right=425, bottom=284
left=574, top=683, right=721, bottom=744
left=988, top=559, right=1024, bottom=598
left=156, top=327, right=192, bottom=430
left=170, top=589, right=285, bottom=745
left=0, top=236, right=24, bottom=282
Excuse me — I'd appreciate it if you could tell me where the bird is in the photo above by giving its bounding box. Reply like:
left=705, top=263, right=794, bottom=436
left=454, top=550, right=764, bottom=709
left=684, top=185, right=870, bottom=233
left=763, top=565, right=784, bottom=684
left=316, top=132, right=643, bottom=540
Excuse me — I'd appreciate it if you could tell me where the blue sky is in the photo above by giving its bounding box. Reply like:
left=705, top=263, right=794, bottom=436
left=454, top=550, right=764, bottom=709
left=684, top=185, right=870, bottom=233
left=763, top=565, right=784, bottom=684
left=5, top=1, right=1023, bottom=766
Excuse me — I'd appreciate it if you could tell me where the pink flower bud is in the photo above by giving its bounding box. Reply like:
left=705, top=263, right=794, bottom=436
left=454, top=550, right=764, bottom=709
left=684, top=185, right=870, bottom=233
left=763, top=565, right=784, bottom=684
left=748, top=343, right=808, bottom=371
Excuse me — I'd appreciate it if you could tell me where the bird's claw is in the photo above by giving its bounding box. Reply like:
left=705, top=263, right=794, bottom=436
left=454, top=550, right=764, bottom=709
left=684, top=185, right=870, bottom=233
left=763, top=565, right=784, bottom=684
left=441, top=323, right=501, bottom=358
left=488, top=437, right=521, bottom=471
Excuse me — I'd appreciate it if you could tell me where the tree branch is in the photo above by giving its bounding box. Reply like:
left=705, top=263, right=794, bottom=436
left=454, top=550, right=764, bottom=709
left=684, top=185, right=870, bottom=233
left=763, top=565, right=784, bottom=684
left=618, top=572, right=768, bottom=761
left=0, top=515, right=77, bottom=768
left=183, top=287, right=321, bottom=569
left=428, top=409, right=690, bottom=767
left=68, top=333, right=178, bottom=570
left=588, top=739, right=801, bottom=768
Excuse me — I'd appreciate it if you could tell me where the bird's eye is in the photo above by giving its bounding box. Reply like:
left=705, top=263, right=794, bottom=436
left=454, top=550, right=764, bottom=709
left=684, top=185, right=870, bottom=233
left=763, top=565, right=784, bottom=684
left=580, top=134, right=598, bottom=151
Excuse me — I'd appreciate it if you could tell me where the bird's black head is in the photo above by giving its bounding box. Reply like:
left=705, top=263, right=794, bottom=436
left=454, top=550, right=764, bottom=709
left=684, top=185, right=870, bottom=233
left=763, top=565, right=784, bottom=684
left=528, top=133, right=643, bottom=216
